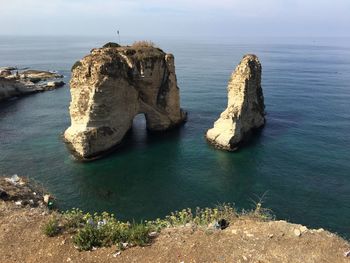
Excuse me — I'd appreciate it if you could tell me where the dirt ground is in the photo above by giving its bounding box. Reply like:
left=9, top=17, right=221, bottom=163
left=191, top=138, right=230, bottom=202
left=0, top=201, right=349, bottom=263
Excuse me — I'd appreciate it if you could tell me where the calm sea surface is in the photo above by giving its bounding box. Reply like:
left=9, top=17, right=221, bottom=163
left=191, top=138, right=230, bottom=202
left=0, top=36, right=349, bottom=238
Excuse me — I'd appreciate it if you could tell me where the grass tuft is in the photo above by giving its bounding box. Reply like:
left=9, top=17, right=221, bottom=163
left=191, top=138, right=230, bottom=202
left=126, top=222, right=151, bottom=246
left=43, top=216, right=60, bottom=237
left=131, top=41, right=156, bottom=48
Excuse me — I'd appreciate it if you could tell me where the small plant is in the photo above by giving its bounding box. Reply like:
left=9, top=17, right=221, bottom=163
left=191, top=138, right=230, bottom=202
left=73, top=224, right=103, bottom=250
left=152, top=204, right=238, bottom=228
left=126, top=222, right=151, bottom=246
left=244, top=202, right=274, bottom=221
left=70, top=211, right=150, bottom=250
left=132, top=41, right=156, bottom=48
left=103, top=42, right=121, bottom=48
left=129, top=40, right=163, bottom=61
left=43, top=216, right=60, bottom=237
left=62, top=208, right=86, bottom=230
left=244, top=192, right=274, bottom=221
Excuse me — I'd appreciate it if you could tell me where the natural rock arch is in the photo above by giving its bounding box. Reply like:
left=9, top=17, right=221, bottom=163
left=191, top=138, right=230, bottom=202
left=64, top=43, right=187, bottom=159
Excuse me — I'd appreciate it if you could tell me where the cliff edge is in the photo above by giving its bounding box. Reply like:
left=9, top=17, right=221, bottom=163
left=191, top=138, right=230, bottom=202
left=0, top=201, right=349, bottom=263
left=0, top=176, right=349, bottom=263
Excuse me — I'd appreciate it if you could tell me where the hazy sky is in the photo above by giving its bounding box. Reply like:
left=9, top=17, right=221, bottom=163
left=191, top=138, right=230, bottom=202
left=1, top=0, right=349, bottom=38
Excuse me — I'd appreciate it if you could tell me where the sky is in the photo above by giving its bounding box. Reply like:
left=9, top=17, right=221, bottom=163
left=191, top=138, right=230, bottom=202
left=0, top=0, right=349, bottom=38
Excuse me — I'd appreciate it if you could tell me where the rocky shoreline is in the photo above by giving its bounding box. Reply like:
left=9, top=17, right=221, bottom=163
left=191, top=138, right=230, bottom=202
left=0, top=175, right=53, bottom=208
left=0, top=67, right=65, bottom=102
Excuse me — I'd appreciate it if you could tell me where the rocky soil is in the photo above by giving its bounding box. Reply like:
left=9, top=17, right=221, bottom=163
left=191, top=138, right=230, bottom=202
left=0, top=175, right=53, bottom=208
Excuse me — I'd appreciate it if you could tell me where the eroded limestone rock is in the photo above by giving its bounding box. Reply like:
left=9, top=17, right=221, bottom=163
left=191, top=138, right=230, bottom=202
left=19, top=70, right=63, bottom=81
left=206, top=54, right=265, bottom=151
left=0, top=68, right=65, bottom=102
left=64, top=43, right=186, bottom=159
left=0, top=78, right=36, bottom=101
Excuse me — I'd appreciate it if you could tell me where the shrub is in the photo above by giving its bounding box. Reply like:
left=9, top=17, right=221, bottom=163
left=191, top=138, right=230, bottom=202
left=103, top=42, right=121, bottom=48
left=130, top=41, right=164, bottom=61
left=151, top=204, right=238, bottom=228
left=242, top=202, right=274, bottom=221
left=132, top=41, right=156, bottom=48
left=94, top=213, right=129, bottom=246
left=43, top=216, right=60, bottom=237
left=62, top=208, right=86, bottom=230
left=73, top=224, right=103, bottom=250
left=71, top=216, right=150, bottom=250
left=126, top=222, right=151, bottom=246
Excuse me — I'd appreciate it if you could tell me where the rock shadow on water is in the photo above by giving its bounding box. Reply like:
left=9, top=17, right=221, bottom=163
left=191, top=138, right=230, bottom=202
left=67, top=113, right=186, bottom=162
left=263, top=110, right=304, bottom=138
left=207, top=108, right=305, bottom=152
left=120, top=114, right=186, bottom=151
left=0, top=91, right=41, bottom=116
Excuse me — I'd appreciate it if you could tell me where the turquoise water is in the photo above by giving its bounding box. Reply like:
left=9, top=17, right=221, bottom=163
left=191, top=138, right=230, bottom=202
left=0, top=36, right=349, bottom=238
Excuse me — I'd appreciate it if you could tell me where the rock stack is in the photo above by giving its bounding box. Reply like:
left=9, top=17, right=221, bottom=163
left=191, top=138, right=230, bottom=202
left=206, top=54, right=265, bottom=151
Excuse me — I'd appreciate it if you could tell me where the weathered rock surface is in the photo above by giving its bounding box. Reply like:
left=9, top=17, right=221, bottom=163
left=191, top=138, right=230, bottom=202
left=0, top=78, right=36, bottom=101
left=64, top=43, right=187, bottom=159
left=0, top=175, right=47, bottom=207
left=45, top=81, right=65, bottom=89
left=19, top=70, right=63, bottom=83
left=0, top=68, right=65, bottom=102
left=206, top=54, right=265, bottom=151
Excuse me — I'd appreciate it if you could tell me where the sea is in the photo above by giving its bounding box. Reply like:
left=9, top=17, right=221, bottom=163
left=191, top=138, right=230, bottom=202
left=0, top=36, right=349, bottom=238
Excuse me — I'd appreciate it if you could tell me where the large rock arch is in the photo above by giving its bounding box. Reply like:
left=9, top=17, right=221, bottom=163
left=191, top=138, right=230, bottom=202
left=64, top=43, right=187, bottom=159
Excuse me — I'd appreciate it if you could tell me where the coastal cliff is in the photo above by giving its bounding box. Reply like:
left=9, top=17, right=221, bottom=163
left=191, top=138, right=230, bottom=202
left=206, top=54, right=265, bottom=151
left=64, top=42, right=186, bottom=159
left=1, top=175, right=349, bottom=262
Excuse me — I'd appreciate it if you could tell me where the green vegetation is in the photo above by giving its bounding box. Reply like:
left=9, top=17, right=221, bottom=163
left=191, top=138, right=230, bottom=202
left=131, top=40, right=156, bottom=48
left=128, top=40, right=164, bottom=62
left=42, top=216, right=60, bottom=237
left=62, top=208, right=86, bottom=230
left=43, top=203, right=273, bottom=251
left=103, top=42, right=121, bottom=48
left=71, top=61, right=82, bottom=72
